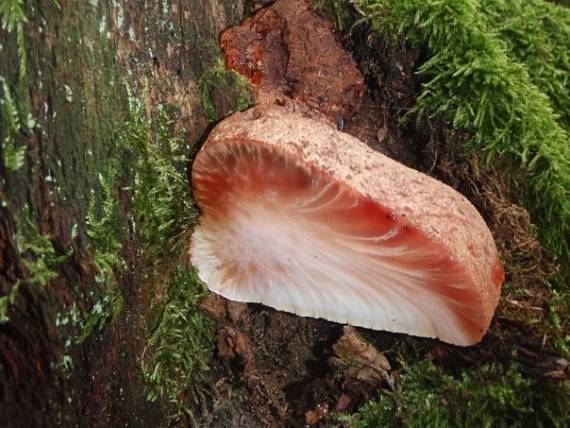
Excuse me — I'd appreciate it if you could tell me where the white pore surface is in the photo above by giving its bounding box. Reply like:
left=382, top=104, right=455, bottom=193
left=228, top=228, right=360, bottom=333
left=190, top=198, right=473, bottom=345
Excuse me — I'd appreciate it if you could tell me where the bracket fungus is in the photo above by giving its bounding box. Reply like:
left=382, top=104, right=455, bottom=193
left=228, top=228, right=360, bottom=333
left=190, top=104, right=504, bottom=346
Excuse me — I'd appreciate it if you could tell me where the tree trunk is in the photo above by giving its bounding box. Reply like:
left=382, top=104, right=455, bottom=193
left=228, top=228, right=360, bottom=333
left=0, top=1, right=248, bottom=425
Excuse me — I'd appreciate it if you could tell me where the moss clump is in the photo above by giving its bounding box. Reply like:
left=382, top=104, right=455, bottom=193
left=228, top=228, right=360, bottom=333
left=74, top=166, right=126, bottom=342
left=123, top=91, right=213, bottom=417
left=16, top=212, right=64, bottom=286
left=354, top=0, right=570, bottom=285
left=0, top=0, right=28, bottom=80
left=0, top=281, right=20, bottom=323
left=124, top=96, right=197, bottom=264
left=483, top=0, right=570, bottom=131
left=333, top=359, right=569, bottom=428
left=0, top=211, right=64, bottom=323
left=0, top=78, right=26, bottom=171
left=0, top=0, right=34, bottom=169
left=141, top=267, right=213, bottom=416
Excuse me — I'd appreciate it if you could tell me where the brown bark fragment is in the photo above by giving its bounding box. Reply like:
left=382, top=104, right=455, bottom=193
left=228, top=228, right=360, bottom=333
left=201, top=292, right=248, bottom=324
left=334, top=392, right=352, bottom=411
left=330, top=326, right=392, bottom=388
left=200, top=293, right=229, bottom=321
left=226, top=300, right=247, bottom=324
left=305, top=404, right=329, bottom=425
left=220, top=9, right=288, bottom=87
left=215, top=326, right=255, bottom=379
left=220, top=0, right=364, bottom=122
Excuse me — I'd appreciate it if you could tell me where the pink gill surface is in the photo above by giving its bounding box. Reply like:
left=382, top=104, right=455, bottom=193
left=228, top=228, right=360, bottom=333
left=191, top=139, right=502, bottom=345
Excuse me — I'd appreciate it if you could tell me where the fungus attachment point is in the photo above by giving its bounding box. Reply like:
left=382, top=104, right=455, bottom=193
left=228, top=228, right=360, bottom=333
left=191, top=105, right=504, bottom=346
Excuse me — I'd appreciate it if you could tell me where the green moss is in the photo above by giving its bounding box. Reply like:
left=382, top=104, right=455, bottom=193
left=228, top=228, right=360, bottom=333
left=0, top=210, right=65, bottom=323
left=122, top=90, right=213, bottom=416
left=333, top=359, right=570, bottom=428
left=124, top=92, right=197, bottom=264
left=0, top=0, right=128, bottom=340
left=197, top=58, right=253, bottom=123
left=74, top=166, right=126, bottom=341
left=0, top=281, right=20, bottom=323
left=0, top=0, right=33, bottom=138
left=17, top=212, right=66, bottom=286
left=0, top=77, right=26, bottom=171
left=0, top=0, right=28, bottom=80
left=0, top=6, right=126, bottom=328
left=483, top=0, right=570, bottom=131
left=547, top=289, right=570, bottom=356
left=141, top=267, right=213, bottom=416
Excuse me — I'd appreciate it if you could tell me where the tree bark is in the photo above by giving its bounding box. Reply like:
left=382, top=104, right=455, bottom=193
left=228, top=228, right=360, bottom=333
left=0, top=1, right=248, bottom=425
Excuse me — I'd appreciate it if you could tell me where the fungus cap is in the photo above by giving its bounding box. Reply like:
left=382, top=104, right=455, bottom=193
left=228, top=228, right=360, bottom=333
left=190, top=105, right=504, bottom=346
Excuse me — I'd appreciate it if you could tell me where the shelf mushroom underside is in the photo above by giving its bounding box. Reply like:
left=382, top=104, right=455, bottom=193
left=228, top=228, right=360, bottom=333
left=191, top=137, right=500, bottom=346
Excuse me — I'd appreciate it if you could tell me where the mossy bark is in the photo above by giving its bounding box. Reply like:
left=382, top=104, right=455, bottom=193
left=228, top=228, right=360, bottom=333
left=0, top=0, right=248, bottom=425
